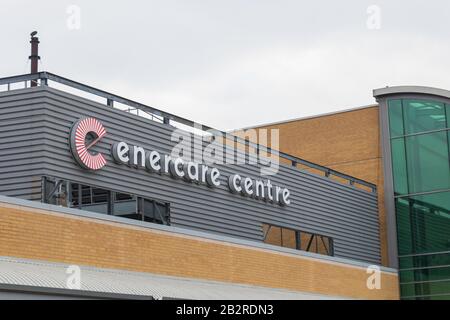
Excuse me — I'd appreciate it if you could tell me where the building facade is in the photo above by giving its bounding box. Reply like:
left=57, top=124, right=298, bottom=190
left=375, top=87, right=450, bottom=300
left=252, top=86, right=450, bottom=300
left=5, top=73, right=448, bottom=299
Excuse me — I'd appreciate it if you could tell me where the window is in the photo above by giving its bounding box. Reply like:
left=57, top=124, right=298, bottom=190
left=402, top=99, right=446, bottom=135
left=388, top=98, right=450, bottom=195
left=388, top=99, right=404, bottom=137
left=404, top=131, right=450, bottom=193
left=139, top=198, right=170, bottom=224
left=391, top=138, right=408, bottom=195
left=42, top=176, right=170, bottom=225
left=395, top=191, right=450, bottom=256
left=113, top=192, right=140, bottom=220
left=71, top=183, right=110, bottom=214
left=447, top=104, right=450, bottom=128
left=387, top=97, right=450, bottom=300
left=262, top=223, right=334, bottom=256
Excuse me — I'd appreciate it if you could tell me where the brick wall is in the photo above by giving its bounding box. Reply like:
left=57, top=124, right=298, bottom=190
left=253, top=106, right=389, bottom=266
left=0, top=202, right=398, bottom=299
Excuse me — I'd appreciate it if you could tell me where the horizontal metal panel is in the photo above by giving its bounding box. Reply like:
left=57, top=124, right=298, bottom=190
left=40, top=146, right=378, bottom=215
left=38, top=135, right=379, bottom=218
left=0, top=87, right=382, bottom=264
left=41, top=160, right=382, bottom=244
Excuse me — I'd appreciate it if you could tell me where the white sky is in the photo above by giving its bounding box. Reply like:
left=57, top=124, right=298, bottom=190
left=1, top=0, right=449, bottom=130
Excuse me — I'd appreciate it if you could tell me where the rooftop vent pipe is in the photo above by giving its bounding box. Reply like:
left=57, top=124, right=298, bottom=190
left=29, top=31, right=40, bottom=87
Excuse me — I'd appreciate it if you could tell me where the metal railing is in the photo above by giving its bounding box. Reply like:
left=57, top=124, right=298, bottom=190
left=0, top=72, right=377, bottom=193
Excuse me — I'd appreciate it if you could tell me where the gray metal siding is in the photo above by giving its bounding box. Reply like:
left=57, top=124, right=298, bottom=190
left=0, top=89, right=47, bottom=200
left=0, top=86, right=381, bottom=264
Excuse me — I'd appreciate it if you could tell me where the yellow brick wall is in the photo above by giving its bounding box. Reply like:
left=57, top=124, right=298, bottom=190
left=0, top=202, right=398, bottom=299
left=254, top=106, right=389, bottom=266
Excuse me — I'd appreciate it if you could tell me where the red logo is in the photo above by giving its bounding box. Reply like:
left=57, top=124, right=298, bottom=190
left=70, top=117, right=107, bottom=170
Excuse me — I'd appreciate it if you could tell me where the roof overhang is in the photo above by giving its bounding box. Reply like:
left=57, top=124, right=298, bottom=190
left=373, top=86, right=450, bottom=99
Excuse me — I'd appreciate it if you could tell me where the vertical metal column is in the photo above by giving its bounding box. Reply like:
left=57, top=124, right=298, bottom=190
left=29, top=31, right=40, bottom=87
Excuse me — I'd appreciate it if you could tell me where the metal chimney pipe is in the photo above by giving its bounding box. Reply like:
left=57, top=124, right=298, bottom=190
left=29, top=31, right=40, bottom=87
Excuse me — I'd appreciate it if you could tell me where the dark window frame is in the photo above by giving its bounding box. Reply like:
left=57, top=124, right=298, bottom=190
left=41, top=176, right=170, bottom=226
left=262, top=223, right=334, bottom=256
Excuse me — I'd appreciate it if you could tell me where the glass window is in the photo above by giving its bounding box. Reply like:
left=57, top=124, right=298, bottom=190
left=402, top=294, right=450, bottom=300
left=391, top=138, right=408, bottom=195
left=396, top=191, right=450, bottom=256
left=92, top=188, right=108, bottom=203
left=317, top=235, right=332, bottom=255
left=70, top=184, right=109, bottom=214
left=281, top=228, right=297, bottom=249
left=388, top=99, right=404, bottom=137
left=42, top=178, right=69, bottom=207
left=403, top=99, right=446, bottom=134
left=447, top=104, right=450, bottom=128
left=42, top=177, right=170, bottom=225
left=299, top=231, right=313, bottom=251
left=262, top=223, right=333, bottom=256
left=305, top=233, right=318, bottom=252
left=400, top=266, right=450, bottom=286
left=400, top=280, right=450, bottom=298
left=399, top=252, right=450, bottom=270
left=113, top=193, right=139, bottom=219
left=263, top=224, right=282, bottom=246
left=70, top=183, right=79, bottom=207
left=396, top=197, right=413, bottom=255
left=405, top=131, right=450, bottom=193
left=389, top=98, right=450, bottom=300
left=141, top=198, right=170, bottom=225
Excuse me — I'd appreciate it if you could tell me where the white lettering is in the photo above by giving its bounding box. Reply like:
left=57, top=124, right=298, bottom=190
left=228, top=174, right=242, bottom=193
left=242, top=177, right=253, bottom=197
left=169, top=157, right=185, bottom=179
left=206, top=168, right=221, bottom=187
left=111, top=142, right=129, bottom=163
left=110, top=141, right=290, bottom=206
left=130, top=145, right=145, bottom=167
left=255, top=180, right=265, bottom=199
left=184, top=161, right=199, bottom=182
left=281, top=188, right=290, bottom=206
left=146, top=150, right=161, bottom=172
left=266, top=180, right=273, bottom=202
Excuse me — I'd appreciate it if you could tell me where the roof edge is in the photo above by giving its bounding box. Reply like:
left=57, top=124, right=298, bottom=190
left=236, top=104, right=379, bottom=130
left=373, top=86, right=450, bottom=99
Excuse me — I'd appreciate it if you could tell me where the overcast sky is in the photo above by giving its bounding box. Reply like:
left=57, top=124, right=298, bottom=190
left=1, top=1, right=449, bottom=130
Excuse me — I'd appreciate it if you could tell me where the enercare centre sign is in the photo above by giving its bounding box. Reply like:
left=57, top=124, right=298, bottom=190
left=69, top=117, right=291, bottom=206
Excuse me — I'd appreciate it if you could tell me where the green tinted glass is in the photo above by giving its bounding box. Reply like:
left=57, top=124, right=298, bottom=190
left=447, top=104, right=450, bottom=128
left=405, top=131, right=450, bottom=193
left=396, top=197, right=412, bottom=255
left=388, top=99, right=404, bottom=137
left=403, top=295, right=450, bottom=300
left=403, top=99, right=446, bottom=134
left=396, top=191, right=450, bottom=255
left=400, top=267, right=450, bottom=285
left=391, top=138, right=408, bottom=195
left=399, top=252, right=450, bottom=269
left=400, top=280, right=450, bottom=298
left=428, top=295, right=450, bottom=300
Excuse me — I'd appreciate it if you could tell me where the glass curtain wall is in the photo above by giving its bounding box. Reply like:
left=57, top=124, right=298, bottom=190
left=388, top=98, right=450, bottom=300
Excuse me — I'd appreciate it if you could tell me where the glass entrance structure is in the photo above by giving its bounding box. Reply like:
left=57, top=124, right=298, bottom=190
left=376, top=88, right=450, bottom=300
